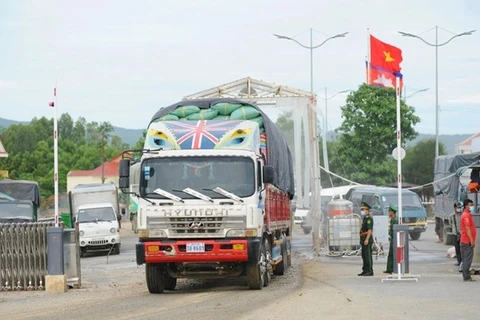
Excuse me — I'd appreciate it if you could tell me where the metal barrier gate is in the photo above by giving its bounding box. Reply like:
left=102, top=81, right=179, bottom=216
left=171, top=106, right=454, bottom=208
left=0, top=222, right=54, bottom=291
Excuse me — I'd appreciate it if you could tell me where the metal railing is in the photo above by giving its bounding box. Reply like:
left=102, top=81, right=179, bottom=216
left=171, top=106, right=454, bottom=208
left=0, top=222, right=55, bottom=291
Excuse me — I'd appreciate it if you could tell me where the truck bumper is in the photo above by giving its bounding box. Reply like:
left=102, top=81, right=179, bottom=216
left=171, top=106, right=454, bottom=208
left=406, top=223, right=427, bottom=233
left=136, top=238, right=261, bottom=265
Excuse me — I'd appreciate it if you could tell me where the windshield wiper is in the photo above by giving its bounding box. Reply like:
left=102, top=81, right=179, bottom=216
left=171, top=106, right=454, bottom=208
left=204, top=187, right=243, bottom=203
left=133, top=192, right=154, bottom=204
left=153, top=188, right=184, bottom=203
left=177, top=188, right=213, bottom=203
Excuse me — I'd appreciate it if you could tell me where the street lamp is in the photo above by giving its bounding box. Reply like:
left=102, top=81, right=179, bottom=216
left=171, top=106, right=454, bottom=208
left=404, top=87, right=429, bottom=102
left=398, top=26, right=475, bottom=157
left=317, top=88, right=351, bottom=172
left=273, top=29, right=348, bottom=94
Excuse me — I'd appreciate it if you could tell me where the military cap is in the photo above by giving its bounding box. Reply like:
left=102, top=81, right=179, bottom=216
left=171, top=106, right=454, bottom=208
left=389, top=204, right=398, bottom=213
left=360, top=202, right=371, bottom=210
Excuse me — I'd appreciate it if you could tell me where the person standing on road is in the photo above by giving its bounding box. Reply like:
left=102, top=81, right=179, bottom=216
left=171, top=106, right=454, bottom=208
left=384, top=204, right=398, bottom=275
left=449, top=201, right=462, bottom=270
left=460, top=198, right=476, bottom=282
left=358, top=202, right=374, bottom=276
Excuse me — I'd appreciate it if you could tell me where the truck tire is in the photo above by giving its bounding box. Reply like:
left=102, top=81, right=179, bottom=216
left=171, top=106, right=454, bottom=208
left=410, top=232, right=421, bottom=241
left=113, top=244, right=121, bottom=255
left=80, top=247, right=85, bottom=258
left=286, top=239, right=292, bottom=267
left=146, top=263, right=167, bottom=294
left=274, top=241, right=287, bottom=276
left=263, top=239, right=272, bottom=287
left=247, top=239, right=267, bottom=290
left=303, top=227, right=312, bottom=235
left=165, top=275, right=177, bottom=291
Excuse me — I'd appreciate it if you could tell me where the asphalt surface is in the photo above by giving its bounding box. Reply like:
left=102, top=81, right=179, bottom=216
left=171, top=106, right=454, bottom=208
left=1, top=220, right=479, bottom=319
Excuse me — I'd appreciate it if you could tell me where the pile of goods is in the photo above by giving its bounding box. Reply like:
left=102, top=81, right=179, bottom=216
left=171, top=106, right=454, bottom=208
left=154, top=102, right=266, bottom=132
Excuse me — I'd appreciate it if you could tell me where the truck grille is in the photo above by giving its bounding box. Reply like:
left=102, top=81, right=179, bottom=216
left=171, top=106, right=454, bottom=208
left=147, top=216, right=246, bottom=237
left=88, top=239, right=108, bottom=245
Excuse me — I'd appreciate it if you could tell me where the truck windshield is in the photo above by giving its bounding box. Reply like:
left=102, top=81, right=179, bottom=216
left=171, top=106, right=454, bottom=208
left=0, top=202, right=34, bottom=220
left=141, top=156, right=255, bottom=199
left=382, top=194, right=425, bottom=217
left=77, top=207, right=116, bottom=223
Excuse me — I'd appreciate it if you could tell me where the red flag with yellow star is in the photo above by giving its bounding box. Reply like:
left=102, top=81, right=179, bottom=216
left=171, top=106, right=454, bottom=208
left=370, top=35, right=403, bottom=73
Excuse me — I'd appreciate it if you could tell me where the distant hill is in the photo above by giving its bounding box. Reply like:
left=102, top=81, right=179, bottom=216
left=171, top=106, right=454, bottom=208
left=326, top=131, right=470, bottom=155
left=0, top=117, right=472, bottom=153
left=0, top=117, right=143, bottom=147
left=406, top=133, right=471, bottom=154
left=0, top=117, right=29, bottom=130
left=112, top=127, right=143, bottom=146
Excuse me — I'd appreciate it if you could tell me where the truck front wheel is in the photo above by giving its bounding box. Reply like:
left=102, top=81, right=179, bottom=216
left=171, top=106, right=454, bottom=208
left=410, top=232, right=421, bottom=241
left=247, top=239, right=267, bottom=290
left=145, top=263, right=167, bottom=294
left=165, top=276, right=177, bottom=291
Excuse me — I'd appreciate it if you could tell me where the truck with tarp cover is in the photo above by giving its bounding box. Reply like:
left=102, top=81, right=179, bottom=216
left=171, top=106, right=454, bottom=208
left=119, top=98, right=295, bottom=292
left=0, top=179, right=40, bottom=223
left=433, top=151, right=480, bottom=244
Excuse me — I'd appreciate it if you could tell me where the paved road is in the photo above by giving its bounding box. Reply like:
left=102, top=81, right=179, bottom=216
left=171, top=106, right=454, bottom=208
left=1, top=221, right=479, bottom=320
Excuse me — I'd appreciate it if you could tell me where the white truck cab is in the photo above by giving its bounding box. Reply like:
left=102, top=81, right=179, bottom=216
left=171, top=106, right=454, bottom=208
left=76, top=203, right=121, bottom=256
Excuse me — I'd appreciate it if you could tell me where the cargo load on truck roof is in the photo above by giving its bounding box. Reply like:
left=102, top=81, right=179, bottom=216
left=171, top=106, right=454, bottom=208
left=149, top=98, right=295, bottom=198
left=433, top=151, right=480, bottom=217
left=0, top=179, right=40, bottom=207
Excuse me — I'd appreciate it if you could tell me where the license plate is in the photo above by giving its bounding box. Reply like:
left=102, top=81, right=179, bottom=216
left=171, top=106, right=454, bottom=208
left=186, top=243, right=205, bottom=252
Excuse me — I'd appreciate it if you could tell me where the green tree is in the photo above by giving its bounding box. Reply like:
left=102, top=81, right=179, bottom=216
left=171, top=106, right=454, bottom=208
left=403, top=138, right=446, bottom=199
left=98, top=122, right=114, bottom=183
left=336, top=84, right=421, bottom=185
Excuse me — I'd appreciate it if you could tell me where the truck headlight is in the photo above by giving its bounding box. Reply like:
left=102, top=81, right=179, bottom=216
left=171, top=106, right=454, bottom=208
left=138, top=229, right=167, bottom=238
left=149, top=229, right=167, bottom=238
left=226, top=229, right=258, bottom=237
left=110, top=228, right=116, bottom=234
left=80, top=230, right=84, bottom=237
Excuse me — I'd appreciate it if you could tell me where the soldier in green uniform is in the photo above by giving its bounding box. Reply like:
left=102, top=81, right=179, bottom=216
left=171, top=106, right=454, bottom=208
left=384, top=204, right=398, bottom=274
left=358, top=202, right=374, bottom=276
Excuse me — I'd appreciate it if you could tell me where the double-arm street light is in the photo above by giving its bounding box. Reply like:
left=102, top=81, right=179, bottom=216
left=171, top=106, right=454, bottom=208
left=317, top=88, right=352, bottom=172
left=398, top=26, right=475, bottom=157
left=273, top=29, right=348, bottom=94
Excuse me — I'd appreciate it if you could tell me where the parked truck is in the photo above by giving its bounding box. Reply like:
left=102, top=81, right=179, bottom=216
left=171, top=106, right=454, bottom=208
left=0, top=179, right=40, bottom=222
left=433, top=151, right=480, bottom=245
left=69, top=183, right=122, bottom=256
left=119, top=98, right=295, bottom=293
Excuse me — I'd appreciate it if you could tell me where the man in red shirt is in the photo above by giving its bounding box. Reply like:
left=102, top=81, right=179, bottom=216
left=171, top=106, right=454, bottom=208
left=460, top=198, right=477, bottom=281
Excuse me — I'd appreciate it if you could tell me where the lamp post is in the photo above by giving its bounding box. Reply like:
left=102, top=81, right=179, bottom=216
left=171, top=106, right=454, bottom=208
left=318, top=88, right=351, bottom=172
left=273, top=29, right=348, bottom=94
left=398, top=26, right=475, bottom=157
left=403, top=87, right=429, bottom=103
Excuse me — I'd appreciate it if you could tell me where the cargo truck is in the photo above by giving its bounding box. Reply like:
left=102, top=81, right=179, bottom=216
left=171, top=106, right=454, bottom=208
left=119, top=98, right=295, bottom=293
left=0, top=179, right=40, bottom=222
left=433, top=152, right=480, bottom=245
left=69, top=183, right=122, bottom=256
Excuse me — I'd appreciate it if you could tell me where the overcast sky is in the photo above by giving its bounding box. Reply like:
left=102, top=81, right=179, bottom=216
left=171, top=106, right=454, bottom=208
left=1, top=0, right=479, bottom=135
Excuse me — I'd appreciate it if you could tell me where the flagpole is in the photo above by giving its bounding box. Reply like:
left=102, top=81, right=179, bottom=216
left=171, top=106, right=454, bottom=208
left=367, top=28, right=371, bottom=84
left=53, top=87, right=59, bottom=227
left=395, top=75, right=402, bottom=277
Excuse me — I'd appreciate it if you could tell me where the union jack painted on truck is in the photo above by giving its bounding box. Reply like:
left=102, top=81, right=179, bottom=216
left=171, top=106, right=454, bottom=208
left=145, top=119, right=267, bottom=160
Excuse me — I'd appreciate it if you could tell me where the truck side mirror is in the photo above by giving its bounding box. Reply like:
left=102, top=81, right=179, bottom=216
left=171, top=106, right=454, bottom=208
left=119, top=159, right=130, bottom=191
left=117, top=214, right=122, bottom=221
left=263, top=165, right=275, bottom=184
